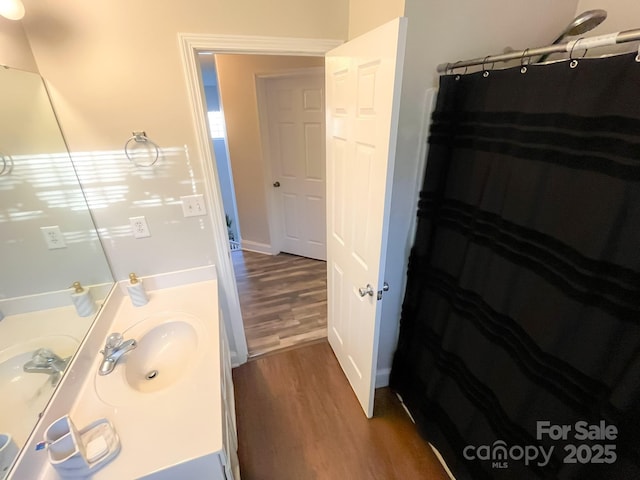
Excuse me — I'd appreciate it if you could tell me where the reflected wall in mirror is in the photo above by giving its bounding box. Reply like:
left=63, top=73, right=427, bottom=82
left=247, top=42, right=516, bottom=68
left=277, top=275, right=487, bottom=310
left=0, top=66, right=114, bottom=478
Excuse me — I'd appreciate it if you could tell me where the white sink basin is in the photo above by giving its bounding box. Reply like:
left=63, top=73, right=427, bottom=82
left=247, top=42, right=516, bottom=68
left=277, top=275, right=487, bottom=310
left=95, top=311, right=206, bottom=406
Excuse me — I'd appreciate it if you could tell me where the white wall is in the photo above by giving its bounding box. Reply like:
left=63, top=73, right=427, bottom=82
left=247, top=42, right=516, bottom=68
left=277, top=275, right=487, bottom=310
left=0, top=68, right=66, bottom=155
left=376, top=0, right=581, bottom=382
left=202, top=80, right=240, bottom=244
left=215, top=54, right=325, bottom=252
left=203, top=86, right=220, bottom=111
left=212, top=139, right=240, bottom=243
left=0, top=17, right=37, bottom=71
left=20, top=0, right=346, bottom=279
left=348, top=0, right=404, bottom=39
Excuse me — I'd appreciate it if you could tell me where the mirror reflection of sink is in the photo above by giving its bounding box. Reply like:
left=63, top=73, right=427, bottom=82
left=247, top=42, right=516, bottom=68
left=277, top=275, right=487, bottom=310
left=0, top=336, right=79, bottom=447
left=95, top=312, right=206, bottom=406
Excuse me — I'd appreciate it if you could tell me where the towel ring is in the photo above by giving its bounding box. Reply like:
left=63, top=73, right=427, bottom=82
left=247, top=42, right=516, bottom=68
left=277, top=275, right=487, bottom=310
left=124, top=131, right=160, bottom=167
left=0, top=152, right=13, bottom=176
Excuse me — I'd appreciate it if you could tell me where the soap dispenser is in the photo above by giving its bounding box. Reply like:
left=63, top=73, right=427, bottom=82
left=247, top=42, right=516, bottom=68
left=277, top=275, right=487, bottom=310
left=126, top=273, right=149, bottom=307
left=70, top=281, right=96, bottom=317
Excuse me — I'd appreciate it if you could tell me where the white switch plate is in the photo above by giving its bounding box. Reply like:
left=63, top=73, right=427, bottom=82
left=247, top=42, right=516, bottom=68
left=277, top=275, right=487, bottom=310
left=181, top=194, right=207, bottom=217
left=129, top=216, right=151, bottom=238
left=41, top=226, right=67, bottom=249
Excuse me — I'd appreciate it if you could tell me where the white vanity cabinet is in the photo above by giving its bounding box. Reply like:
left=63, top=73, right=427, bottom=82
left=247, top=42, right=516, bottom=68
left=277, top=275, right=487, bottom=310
left=220, top=319, right=240, bottom=480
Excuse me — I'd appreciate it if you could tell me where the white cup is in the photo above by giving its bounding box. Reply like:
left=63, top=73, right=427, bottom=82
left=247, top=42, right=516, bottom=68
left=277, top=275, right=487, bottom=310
left=0, top=433, right=19, bottom=480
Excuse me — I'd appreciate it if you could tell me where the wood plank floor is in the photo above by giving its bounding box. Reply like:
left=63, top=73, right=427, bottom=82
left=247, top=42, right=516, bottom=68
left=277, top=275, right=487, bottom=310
left=232, top=250, right=327, bottom=358
left=233, top=341, right=450, bottom=480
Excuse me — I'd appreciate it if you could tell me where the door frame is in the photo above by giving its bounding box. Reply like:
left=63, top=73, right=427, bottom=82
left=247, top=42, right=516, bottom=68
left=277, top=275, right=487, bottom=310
left=178, top=34, right=342, bottom=366
left=255, top=66, right=325, bottom=257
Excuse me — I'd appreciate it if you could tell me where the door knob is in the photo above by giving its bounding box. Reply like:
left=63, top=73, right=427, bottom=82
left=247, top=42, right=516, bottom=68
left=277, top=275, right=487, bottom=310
left=273, top=181, right=281, bottom=187
left=358, top=284, right=374, bottom=297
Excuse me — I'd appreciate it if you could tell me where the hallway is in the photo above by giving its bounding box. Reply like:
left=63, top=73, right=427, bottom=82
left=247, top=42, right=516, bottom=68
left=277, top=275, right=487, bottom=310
left=232, top=250, right=327, bottom=358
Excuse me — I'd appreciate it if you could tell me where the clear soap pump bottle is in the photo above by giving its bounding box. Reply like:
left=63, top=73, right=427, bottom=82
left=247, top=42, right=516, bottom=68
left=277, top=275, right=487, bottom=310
left=70, top=281, right=96, bottom=317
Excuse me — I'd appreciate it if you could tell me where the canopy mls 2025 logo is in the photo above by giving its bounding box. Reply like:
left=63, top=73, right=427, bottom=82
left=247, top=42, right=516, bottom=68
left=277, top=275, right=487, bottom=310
left=463, top=420, right=618, bottom=470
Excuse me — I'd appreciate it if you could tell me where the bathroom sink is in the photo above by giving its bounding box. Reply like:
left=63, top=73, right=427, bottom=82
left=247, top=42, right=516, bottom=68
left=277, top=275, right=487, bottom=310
left=0, top=336, right=79, bottom=446
left=124, top=320, right=199, bottom=393
left=94, top=312, right=206, bottom=406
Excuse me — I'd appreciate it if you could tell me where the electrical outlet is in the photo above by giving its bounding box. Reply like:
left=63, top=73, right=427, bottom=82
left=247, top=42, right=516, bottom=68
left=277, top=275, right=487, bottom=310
left=40, top=226, right=67, bottom=250
left=129, top=216, right=151, bottom=238
left=181, top=194, right=207, bottom=217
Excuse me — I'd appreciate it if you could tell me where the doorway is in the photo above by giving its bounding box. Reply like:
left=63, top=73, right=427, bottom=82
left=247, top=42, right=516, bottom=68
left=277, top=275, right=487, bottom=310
left=233, top=250, right=327, bottom=357
left=257, top=69, right=327, bottom=261
left=197, top=53, right=328, bottom=357
left=180, top=25, right=411, bottom=416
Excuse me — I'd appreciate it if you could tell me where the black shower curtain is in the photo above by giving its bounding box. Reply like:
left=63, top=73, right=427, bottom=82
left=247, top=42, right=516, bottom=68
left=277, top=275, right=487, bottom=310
left=390, top=52, right=640, bottom=480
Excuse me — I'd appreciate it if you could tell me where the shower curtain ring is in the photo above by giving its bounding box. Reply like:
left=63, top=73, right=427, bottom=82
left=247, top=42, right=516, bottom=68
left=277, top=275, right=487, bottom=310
left=520, top=49, right=530, bottom=73
left=482, top=56, right=493, bottom=77
left=449, top=61, right=467, bottom=80
left=569, top=38, right=587, bottom=68
left=450, top=62, right=460, bottom=80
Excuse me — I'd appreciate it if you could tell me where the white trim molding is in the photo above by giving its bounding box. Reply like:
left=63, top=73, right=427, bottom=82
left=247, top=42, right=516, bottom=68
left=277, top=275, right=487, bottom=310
left=256, top=66, right=325, bottom=80
left=178, top=33, right=341, bottom=56
left=177, top=33, right=342, bottom=366
left=241, top=240, right=277, bottom=256
left=375, top=367, right=391, bottom=388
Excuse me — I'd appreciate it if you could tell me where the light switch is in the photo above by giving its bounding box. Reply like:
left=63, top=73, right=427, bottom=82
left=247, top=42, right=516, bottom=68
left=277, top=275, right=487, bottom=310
left=181, top=194, right=207, bottom=217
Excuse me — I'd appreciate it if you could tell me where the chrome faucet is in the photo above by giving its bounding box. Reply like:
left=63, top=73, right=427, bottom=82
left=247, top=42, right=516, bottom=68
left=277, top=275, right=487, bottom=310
left=98, top=332, right=137, bottom=376
left=23, top=348, right=70, bottom=386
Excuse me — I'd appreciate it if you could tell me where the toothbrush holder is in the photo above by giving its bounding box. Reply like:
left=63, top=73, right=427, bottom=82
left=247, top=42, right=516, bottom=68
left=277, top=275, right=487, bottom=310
left=44, top=415, right=89, bottom=472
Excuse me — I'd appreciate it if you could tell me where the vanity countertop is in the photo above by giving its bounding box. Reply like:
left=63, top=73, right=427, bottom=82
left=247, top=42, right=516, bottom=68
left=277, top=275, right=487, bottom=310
left=9, top=266, right=230, bottom=480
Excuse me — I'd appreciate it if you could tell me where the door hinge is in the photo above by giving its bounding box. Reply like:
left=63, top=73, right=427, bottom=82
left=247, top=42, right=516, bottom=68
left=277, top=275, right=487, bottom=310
left=377, top=282, right=390, bottom=300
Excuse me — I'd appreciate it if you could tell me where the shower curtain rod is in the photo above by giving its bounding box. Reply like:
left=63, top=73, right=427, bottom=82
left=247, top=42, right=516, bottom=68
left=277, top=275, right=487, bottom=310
left=437, top=28, right=640, bottom=73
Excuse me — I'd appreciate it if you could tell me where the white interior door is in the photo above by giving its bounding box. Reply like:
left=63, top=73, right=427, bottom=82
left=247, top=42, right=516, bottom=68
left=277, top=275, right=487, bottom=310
left=325, top=17, right=407, bottom=418
left=265, top=72, right=326, bottom=261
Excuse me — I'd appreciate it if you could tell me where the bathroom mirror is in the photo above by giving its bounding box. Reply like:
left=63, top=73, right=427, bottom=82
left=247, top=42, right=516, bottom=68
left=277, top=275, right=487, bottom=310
left=0, top=66, right=114, bottom=477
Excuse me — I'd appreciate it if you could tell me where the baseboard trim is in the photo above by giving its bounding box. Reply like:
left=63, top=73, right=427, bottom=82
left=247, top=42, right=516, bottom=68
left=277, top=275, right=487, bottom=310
left=429, top=443, right=457, bottom=480
left=231, top=349, right=247, bottom=368
left=395, top=392, right=457, bottom=480
left=241, top=240, right=276, bottom=255
left=375, top=367, right=391, bottom=388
